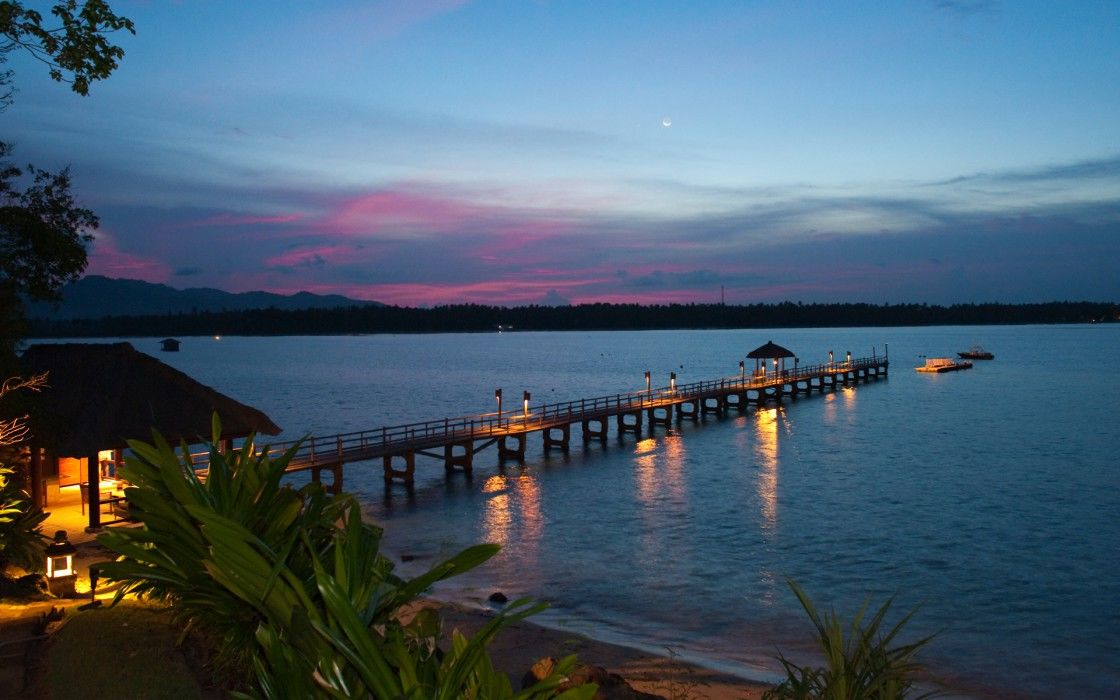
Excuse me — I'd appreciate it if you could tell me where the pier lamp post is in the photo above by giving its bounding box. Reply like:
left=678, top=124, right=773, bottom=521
left=773, top=358, right=779, bottom=374
left=645, top=370, right=651, bottom=394
left=739, top=360, right=745, bottom=382
left=829, top=350, right=834, bottom=366
left=523, top=391, right=531, bottom=417
left=846, top=350, right=851, bottom=365
left=495, top=389, right=503, bottom=423
left=670, top=372, right=676, bottom=392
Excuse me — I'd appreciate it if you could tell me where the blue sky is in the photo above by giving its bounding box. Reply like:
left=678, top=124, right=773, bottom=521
left=5, top=0, right=1119, bottom=305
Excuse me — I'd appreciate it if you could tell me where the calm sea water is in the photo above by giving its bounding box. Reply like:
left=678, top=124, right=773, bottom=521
left=41, top=326, right=1120, bottom=698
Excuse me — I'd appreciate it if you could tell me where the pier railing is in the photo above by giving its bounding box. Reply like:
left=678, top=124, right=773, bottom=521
left=258, top=355, right=886, bottom=469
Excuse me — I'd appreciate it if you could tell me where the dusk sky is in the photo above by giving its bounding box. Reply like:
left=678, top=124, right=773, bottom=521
left=6, top=0, right=1119, bottom=306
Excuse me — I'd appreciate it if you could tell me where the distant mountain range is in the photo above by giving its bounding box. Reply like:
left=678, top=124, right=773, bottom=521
left=26, top=276, right=382, bottom=320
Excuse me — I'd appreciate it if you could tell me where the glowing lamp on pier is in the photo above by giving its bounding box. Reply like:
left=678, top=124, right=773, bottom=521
left=523, top=390, right=531, bottom=416
left=846, top=351, right=852, bottom=364
left=739, top=360, right=745, bottom=381
left=45, top=530, right=77, bottom=597
left=495, top=388, right=503, bottom=417
left=644, top=370, right=651, bottom=394
left=829, top=350, right=834, bottom=365
left=670, top=372, right=676, bottom=391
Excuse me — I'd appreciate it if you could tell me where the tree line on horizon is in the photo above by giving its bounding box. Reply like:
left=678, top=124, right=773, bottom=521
left=24, top=300, right=1119, bottom=338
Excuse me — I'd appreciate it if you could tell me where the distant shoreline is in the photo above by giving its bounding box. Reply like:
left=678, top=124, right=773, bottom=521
left=25, top=300, right=1120, bottom=339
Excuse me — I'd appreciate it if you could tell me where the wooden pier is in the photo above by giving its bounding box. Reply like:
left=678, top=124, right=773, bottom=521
left=260, top=351, right=889, bottom=492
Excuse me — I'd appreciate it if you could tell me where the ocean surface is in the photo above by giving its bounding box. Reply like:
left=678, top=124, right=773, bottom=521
left=38, top=326, right=1120, bottom=698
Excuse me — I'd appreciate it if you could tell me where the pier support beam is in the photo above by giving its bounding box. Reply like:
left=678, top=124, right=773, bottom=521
left=721, top=392, right=746, bottom=411
left=311, top=463, right=344, bottom=495
left=543, top=424, right=571, bottom=451
left=581, top=418, right=608, bottom=443
left=498, top=433, right=526, bottom=461
left=647, top=405, right=673, bottom=427
left=676, top=401, right=699, bottom=421
left=617, top=410, right=643, bottom=435
left=701, top=396, right=723, bottom=416
left=383, top=453, right=415, bottom=487
left=759, top=386, right=781, bottom=406
left=443, top=441, right=474, bottom=476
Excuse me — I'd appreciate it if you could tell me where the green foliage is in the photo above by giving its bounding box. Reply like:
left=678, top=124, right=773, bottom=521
left=0, top=0, right=131, bottom=359
left=0, top=0, right=135, bottom=101
left=763, top=580, right=941, bottom=700
left=1, top=142, right=98, bottom=300
left=97, top=417, right=595, bottom=698
left=0, top=463, right=47, bottom=573
left=1, top=136, right=100, bottom=363
left=0, top=372, right=48, bottom=575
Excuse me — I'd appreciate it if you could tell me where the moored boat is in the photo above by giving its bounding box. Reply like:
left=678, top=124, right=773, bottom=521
left=916, top=357, right=973, bottom=373
left=958, top=345, right=995, bottom=360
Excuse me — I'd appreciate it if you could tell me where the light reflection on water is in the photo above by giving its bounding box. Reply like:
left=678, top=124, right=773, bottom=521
left=754, top=408, right=780, bottom=533
left=51, top=325, right=1120, bottom=700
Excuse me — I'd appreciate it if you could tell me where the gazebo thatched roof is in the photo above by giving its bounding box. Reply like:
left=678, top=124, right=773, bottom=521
left=747, top=340, right=795, bottom=359
left=19, top=342, right=281, bottom=456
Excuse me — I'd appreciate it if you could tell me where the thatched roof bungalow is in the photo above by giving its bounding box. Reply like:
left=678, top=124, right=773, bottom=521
left=747, top=340, right=796, bottom=375
left=17, top=342, right=280, bottom=529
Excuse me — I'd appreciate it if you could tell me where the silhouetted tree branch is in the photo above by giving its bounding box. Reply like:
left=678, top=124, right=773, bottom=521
left=0, top=0, right=134, bottom=107
left=0, top=370, right=46, bottom=446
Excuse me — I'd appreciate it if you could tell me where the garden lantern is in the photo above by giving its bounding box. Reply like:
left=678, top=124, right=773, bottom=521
left=46, top=530, right=77, bottom=596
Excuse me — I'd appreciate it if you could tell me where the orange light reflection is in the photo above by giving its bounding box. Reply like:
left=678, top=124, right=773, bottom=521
left=754, top=408, right=779, bottom=533
left=481, top=474, right=512, bottom=547
left=634, top=438, right=658, bottom=503
left=480, top=472, right=543, bottom=565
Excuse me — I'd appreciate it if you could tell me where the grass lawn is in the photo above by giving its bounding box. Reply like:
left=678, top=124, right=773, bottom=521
left=31, top=601, right=219, bottom=699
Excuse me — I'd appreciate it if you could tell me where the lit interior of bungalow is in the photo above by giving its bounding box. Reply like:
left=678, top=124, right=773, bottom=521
left=18, top=342, right=281, bottom=532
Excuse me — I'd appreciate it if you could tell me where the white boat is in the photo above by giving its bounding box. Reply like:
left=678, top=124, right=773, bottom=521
left=915, top=357, right=973, bottom=373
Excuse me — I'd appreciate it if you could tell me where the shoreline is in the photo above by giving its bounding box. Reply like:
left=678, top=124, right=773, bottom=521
left=411, top=597, right=773, bottom=699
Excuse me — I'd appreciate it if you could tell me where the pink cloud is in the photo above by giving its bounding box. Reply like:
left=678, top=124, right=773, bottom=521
left=86, top=230, right=172, bottom=282
left=326, top=189, right=489, bottom=237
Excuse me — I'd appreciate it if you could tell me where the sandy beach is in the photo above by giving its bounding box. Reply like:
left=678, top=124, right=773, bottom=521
left=410, top=599, right=773, bottom=699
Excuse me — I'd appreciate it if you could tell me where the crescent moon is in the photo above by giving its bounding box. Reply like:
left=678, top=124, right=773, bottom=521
left=661, top=117, right=672, bottom=127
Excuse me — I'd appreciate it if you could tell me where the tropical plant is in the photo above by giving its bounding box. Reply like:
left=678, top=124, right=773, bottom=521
left=763, top=579, right=941, bottom=700
left=97, top=416, right=594, bottom=698
left=0, top=464, right=47, bottom=574
left=0, top=372, right=48, bottom=581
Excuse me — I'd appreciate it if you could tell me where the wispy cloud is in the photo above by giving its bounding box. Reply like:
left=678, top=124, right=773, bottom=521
left=930, top=0, right=997, bottom=17
left=933, top=156, right=1120, bottom=186
left=72, top=150, right=1120, bottom=305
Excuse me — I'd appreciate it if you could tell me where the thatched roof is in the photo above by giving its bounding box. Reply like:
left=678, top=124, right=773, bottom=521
left=747, top=340, right=795, bottom=359
left=19, top=342, right=281, bottom=456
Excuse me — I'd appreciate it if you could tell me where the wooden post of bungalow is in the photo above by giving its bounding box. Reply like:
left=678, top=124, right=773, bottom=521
left=29, top=447, right=43, bottom=509
left=87, top=451, right=101, bottom=530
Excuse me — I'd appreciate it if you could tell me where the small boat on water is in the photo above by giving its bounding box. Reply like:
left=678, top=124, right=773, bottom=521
left=916, top=357, right=973, bottom=373
left=958, top=345, right=995, bottom=360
